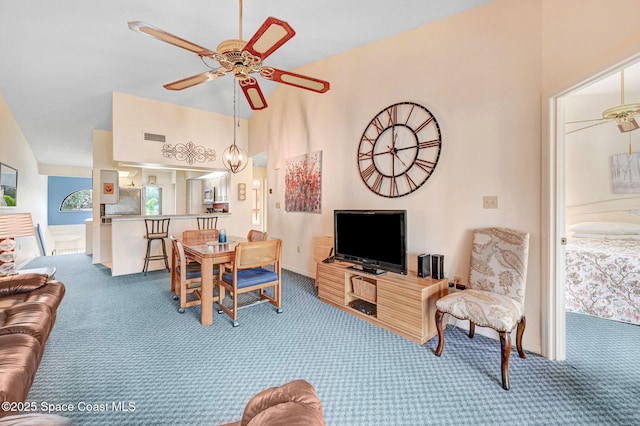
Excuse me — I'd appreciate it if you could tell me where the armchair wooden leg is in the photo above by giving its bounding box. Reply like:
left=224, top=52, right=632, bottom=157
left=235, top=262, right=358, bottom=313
left=468, top=321, right=475, bottom=339
left=435, top=310, right=445, bottom=356
left=516, top=316, right=526, bottom=359
left=499, top=331, right=512, bottom=391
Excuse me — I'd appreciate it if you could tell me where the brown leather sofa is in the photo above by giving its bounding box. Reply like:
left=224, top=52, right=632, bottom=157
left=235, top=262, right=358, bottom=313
left=222, top=379, right=325, bottom=426
left=0, top=273, right=65, bottom=417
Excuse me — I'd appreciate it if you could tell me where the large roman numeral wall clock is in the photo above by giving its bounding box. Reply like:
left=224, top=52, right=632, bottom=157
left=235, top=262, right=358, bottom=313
left=358, top=102, right=442, bottom=198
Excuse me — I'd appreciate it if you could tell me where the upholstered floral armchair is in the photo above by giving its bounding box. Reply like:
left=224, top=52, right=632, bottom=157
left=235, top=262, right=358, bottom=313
left=434, top=227, right=530, bottom=390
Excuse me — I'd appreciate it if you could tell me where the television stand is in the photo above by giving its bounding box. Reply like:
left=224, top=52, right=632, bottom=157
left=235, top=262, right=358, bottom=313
left=347, top=264, right=386, bottom=276
left=316, top=261, right=448, bottom=345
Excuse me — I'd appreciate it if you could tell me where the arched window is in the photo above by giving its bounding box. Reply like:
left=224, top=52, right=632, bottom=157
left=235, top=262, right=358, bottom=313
left=60, top=189, right=92, bottom=212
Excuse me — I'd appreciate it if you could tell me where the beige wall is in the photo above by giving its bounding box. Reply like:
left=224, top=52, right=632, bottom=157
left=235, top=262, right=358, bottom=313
left=249, top=0, right=640, bottom=356
left=112, top=92, right=248, bottom=169
left=541, top=0, right=640, bottom=98
left=250, top=0, right=542, bottom=349
left=0, top=93, right=48, bottom=266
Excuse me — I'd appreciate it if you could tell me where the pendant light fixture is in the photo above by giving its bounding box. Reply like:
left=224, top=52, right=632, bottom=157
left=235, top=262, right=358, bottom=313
left=222, top=79, right=248, bottom=173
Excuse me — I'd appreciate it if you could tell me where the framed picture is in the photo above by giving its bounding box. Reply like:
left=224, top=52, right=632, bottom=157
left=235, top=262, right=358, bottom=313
left=100, top=169, right=119, bottom=204
left=238, top=183, right=246, bottom=201
left=285, top=151, right=322, bottom=213
left=612, top=152, right=640, bottom=193
left=0, top=163, right=18, bottom=207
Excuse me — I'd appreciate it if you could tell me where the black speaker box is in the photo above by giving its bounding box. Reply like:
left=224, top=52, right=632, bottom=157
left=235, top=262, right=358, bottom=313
left=431, top=254, right=444, bottom=280
left=417, top=253, right=431, bottom=278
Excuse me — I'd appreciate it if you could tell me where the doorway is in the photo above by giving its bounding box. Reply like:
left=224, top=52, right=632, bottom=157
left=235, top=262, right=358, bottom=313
left=251, top=152, right=268, bottom=232
left=551, top=56, right=640, bottom=360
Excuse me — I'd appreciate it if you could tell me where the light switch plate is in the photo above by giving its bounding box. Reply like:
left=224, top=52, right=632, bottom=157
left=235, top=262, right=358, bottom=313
left=483, top=195, right=498, bottom=209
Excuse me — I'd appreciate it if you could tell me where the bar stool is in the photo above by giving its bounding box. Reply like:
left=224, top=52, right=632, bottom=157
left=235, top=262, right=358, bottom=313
left=143, top=218, right=170, bottom=275
left=197, top=216, right=218, bottom=230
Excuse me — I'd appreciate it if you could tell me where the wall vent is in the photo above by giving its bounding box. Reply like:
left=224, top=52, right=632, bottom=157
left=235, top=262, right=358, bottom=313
left=143, top=132, right=166, bottom=143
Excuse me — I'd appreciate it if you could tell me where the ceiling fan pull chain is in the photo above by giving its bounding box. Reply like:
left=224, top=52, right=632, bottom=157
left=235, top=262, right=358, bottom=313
left=621, top=69, right=625, bottom=105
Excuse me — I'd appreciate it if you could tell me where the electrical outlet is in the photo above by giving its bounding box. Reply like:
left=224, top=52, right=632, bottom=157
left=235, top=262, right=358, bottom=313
left=483, top=195, right=498, bottom=209
left=296, top=246, right=301, bottom=253
left=275, top=201, right=281, bottom=209
left=453, top=275, right=462, bottom=285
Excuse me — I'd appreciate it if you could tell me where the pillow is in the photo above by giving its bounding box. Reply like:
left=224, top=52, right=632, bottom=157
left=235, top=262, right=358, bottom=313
left=571, top=233, right=640, bottom=240
left=0, top=273, right=49, bottom=296
left=569, top=221, right=640, bottom=235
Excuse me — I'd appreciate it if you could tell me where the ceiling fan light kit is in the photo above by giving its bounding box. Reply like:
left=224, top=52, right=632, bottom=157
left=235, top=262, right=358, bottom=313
left=567, top=70, right=640, bottom=134
left=128, top=0, right=330, bottom=111
left=617, top=117, right=639, bottom=133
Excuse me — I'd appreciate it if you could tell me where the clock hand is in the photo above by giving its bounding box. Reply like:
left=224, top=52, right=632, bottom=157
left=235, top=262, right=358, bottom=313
left=393, top=152, right=408, bottom=168
left=395, top=144, right=419, bottom=152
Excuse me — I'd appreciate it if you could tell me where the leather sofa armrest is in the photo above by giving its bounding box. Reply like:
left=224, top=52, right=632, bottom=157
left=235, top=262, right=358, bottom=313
left=239, top=380, right=325, bottom=426
left=0, top=274, right=49, bottom=296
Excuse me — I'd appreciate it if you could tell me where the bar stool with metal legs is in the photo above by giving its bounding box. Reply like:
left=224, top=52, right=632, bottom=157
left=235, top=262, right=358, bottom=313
left=143, top=218, right=170, bottom=275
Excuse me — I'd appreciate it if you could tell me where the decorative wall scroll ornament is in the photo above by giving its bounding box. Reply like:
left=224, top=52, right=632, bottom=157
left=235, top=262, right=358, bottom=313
left=162, top=141, right=216, bottom=165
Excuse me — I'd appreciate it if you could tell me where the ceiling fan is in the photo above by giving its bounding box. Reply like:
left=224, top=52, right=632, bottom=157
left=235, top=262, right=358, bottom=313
left=128, top=0, right=330, bottom=110
left=566, top=69, right=640, bottom=134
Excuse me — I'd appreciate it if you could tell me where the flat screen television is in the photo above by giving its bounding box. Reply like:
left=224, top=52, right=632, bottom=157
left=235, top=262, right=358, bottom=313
left=334, top=210, right=407, bottom=275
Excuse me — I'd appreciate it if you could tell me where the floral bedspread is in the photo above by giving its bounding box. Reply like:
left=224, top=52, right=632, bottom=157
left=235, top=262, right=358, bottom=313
left=565, top=237, right=640, bottom=324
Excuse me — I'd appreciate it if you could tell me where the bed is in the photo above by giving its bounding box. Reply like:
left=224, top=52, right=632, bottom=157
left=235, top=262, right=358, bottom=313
left=565, top=221, right=640, bottom=325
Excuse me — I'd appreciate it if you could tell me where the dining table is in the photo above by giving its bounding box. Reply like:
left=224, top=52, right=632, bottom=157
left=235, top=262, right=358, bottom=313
left=181, top=236, right=244, bottom=326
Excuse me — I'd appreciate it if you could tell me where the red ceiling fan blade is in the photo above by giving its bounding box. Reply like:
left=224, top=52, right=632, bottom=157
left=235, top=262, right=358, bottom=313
left=128, top=21, right=216, bottom=57
left=239, top=77, right=268, bottom=110
left=163, top=70, right=225, bottom=91
left=260, top=67, right=330, bottom=93
left=243, top=17, right=296, bottom=61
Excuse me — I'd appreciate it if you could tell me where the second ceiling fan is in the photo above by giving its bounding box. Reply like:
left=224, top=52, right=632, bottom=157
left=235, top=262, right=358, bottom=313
left=566, top=69, right=640, bottom=134
left=128, top=0, right=330, bottom=110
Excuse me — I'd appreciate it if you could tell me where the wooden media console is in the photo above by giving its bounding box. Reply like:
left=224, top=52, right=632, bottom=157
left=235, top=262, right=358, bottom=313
left=316, top=261, right=448, bottom=344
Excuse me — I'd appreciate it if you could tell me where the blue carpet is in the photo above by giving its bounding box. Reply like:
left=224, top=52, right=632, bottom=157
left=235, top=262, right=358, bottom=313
left=20, top=254, right=640, bottom=425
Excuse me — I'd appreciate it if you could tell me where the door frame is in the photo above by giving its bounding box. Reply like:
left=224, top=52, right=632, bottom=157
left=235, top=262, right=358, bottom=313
left=544, top=55, right=640, bottom=360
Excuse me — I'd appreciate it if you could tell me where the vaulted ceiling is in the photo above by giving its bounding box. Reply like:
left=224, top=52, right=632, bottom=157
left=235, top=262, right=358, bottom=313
left=0, top=0, right=494, bottom=169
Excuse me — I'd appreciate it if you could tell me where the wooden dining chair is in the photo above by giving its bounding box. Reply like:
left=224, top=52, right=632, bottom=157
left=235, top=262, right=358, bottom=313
left=197, top=216, right=218, bottom=230
left=247, top=229, right=268, bottom=242
left=434, top=227, right=530, bottom=390
left=219, top=239, right=282, bottom=327
left=182, top=229, right=219, bottom=245
left=221, top=229, right=268, bottom=273
left=169, top=236, right=220, bottom=313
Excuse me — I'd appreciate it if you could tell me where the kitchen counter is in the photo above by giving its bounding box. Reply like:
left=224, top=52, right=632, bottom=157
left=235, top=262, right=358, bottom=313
left=106, top=213, right=232, bottom=276
left=102, top=213, right=231, bottom=223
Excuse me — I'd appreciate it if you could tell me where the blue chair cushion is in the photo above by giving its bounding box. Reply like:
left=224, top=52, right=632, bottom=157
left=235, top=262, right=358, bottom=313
left=177, top=263, right=219, bottom=280
left=222, top=268, right=278, bottom=289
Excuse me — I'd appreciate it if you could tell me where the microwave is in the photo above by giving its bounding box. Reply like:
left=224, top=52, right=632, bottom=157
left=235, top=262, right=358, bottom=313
left=203, top=188, right=214, bottom=203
